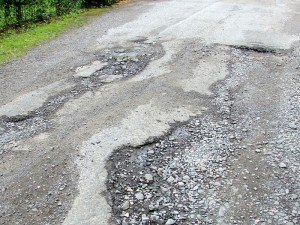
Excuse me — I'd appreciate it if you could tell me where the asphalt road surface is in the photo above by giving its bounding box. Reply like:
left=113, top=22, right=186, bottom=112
left=0, top=0, right=300, bottom=224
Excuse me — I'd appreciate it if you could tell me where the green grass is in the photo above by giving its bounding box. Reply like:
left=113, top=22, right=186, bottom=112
left=0, top=8, right=108, bottom=64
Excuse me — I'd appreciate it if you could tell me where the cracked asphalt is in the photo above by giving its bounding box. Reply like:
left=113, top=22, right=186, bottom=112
left=0, top=1, right=300, bottom=225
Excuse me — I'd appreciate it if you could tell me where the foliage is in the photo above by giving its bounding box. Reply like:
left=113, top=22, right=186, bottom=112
left=0, top=0, right=118, bottom=31
left=84, top=0, right=118, bottom=6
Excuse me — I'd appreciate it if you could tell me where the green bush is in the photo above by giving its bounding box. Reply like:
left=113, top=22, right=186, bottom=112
left=0, top=0, right=88, bottom=30
left=56, top=0, right=84, bottom=16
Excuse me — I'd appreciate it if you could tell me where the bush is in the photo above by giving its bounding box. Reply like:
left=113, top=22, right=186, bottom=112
left=0, top=0, right=86, bottom=30
left=84, top=0, right=119, bottom=7
left=56, top=0, right=84, bottom=16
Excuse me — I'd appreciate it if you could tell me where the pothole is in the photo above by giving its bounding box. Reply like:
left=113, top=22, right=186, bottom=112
left=0, top=40, right=164, bottom=157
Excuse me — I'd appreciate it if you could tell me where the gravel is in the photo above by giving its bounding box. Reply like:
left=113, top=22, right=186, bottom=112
left=1, top=1, right=299, bottom=225
left=0, top=35, right=164, bottom=225
left=107, top=46, right=300, bottom=224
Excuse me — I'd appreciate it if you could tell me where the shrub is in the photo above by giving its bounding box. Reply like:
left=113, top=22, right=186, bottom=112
left=0, top=0, right=86, bottom=30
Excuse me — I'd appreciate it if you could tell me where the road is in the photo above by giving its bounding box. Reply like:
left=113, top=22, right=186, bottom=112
left=0, top=0, right=300, bottom=224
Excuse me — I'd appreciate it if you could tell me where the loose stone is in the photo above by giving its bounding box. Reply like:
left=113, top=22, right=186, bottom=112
left=135, top=193, right=144, bottom=200
left=145, top=174, right=154, bottom=182
left=279, top=162, right=287, bottom=168
left=165, top=219, right=176, bottom=225
left=121, top=201, right=130, bottom=210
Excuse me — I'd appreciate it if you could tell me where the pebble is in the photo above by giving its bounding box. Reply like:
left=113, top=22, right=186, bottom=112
left=288, top=123, right=297, bottom=130
left=149, top=204, right=157, bottom=211
left=126, top=187, right=133, bottom=192
left=135, top=193, right=144, bottom=200
left=157, top=168, right=164, bottom=175
left=121, top=200, right=130, bottom=210
left=178, top=182, right=184, bottom=187
left=165, top=219, right=176, bottom=225
left=182, top=175, right=190, bottom=180
left=145, top=174, right=153, bottom=182
left=167, top=176, right=175, bottom=183
left=279, top=162, right=287, bottom=168
left=151, top=214, right=160, bottom=220
left=148, top=150, right=155, bottom=154
left=290, top=194, right=298, bottom=200
left=142, top=214, right=149, bottom=222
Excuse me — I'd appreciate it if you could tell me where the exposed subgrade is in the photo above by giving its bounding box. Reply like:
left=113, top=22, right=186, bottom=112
left=106, top=47, right=248, bottom=225
left=0, top=40, right=164, bottom=156
left=106, top=46, right=300, bottom=224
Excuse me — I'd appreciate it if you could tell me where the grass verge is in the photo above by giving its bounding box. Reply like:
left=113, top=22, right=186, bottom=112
left=0, top=8, right=108, bottom=64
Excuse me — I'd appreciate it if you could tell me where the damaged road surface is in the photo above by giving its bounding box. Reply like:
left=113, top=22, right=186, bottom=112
left=0, top=0, right=300, bottom=225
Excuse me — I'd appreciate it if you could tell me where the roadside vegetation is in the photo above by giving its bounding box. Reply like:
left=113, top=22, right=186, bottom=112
left=0, top=0, right=118, bottom=30
left=0, top=0, right=120, bottom=63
